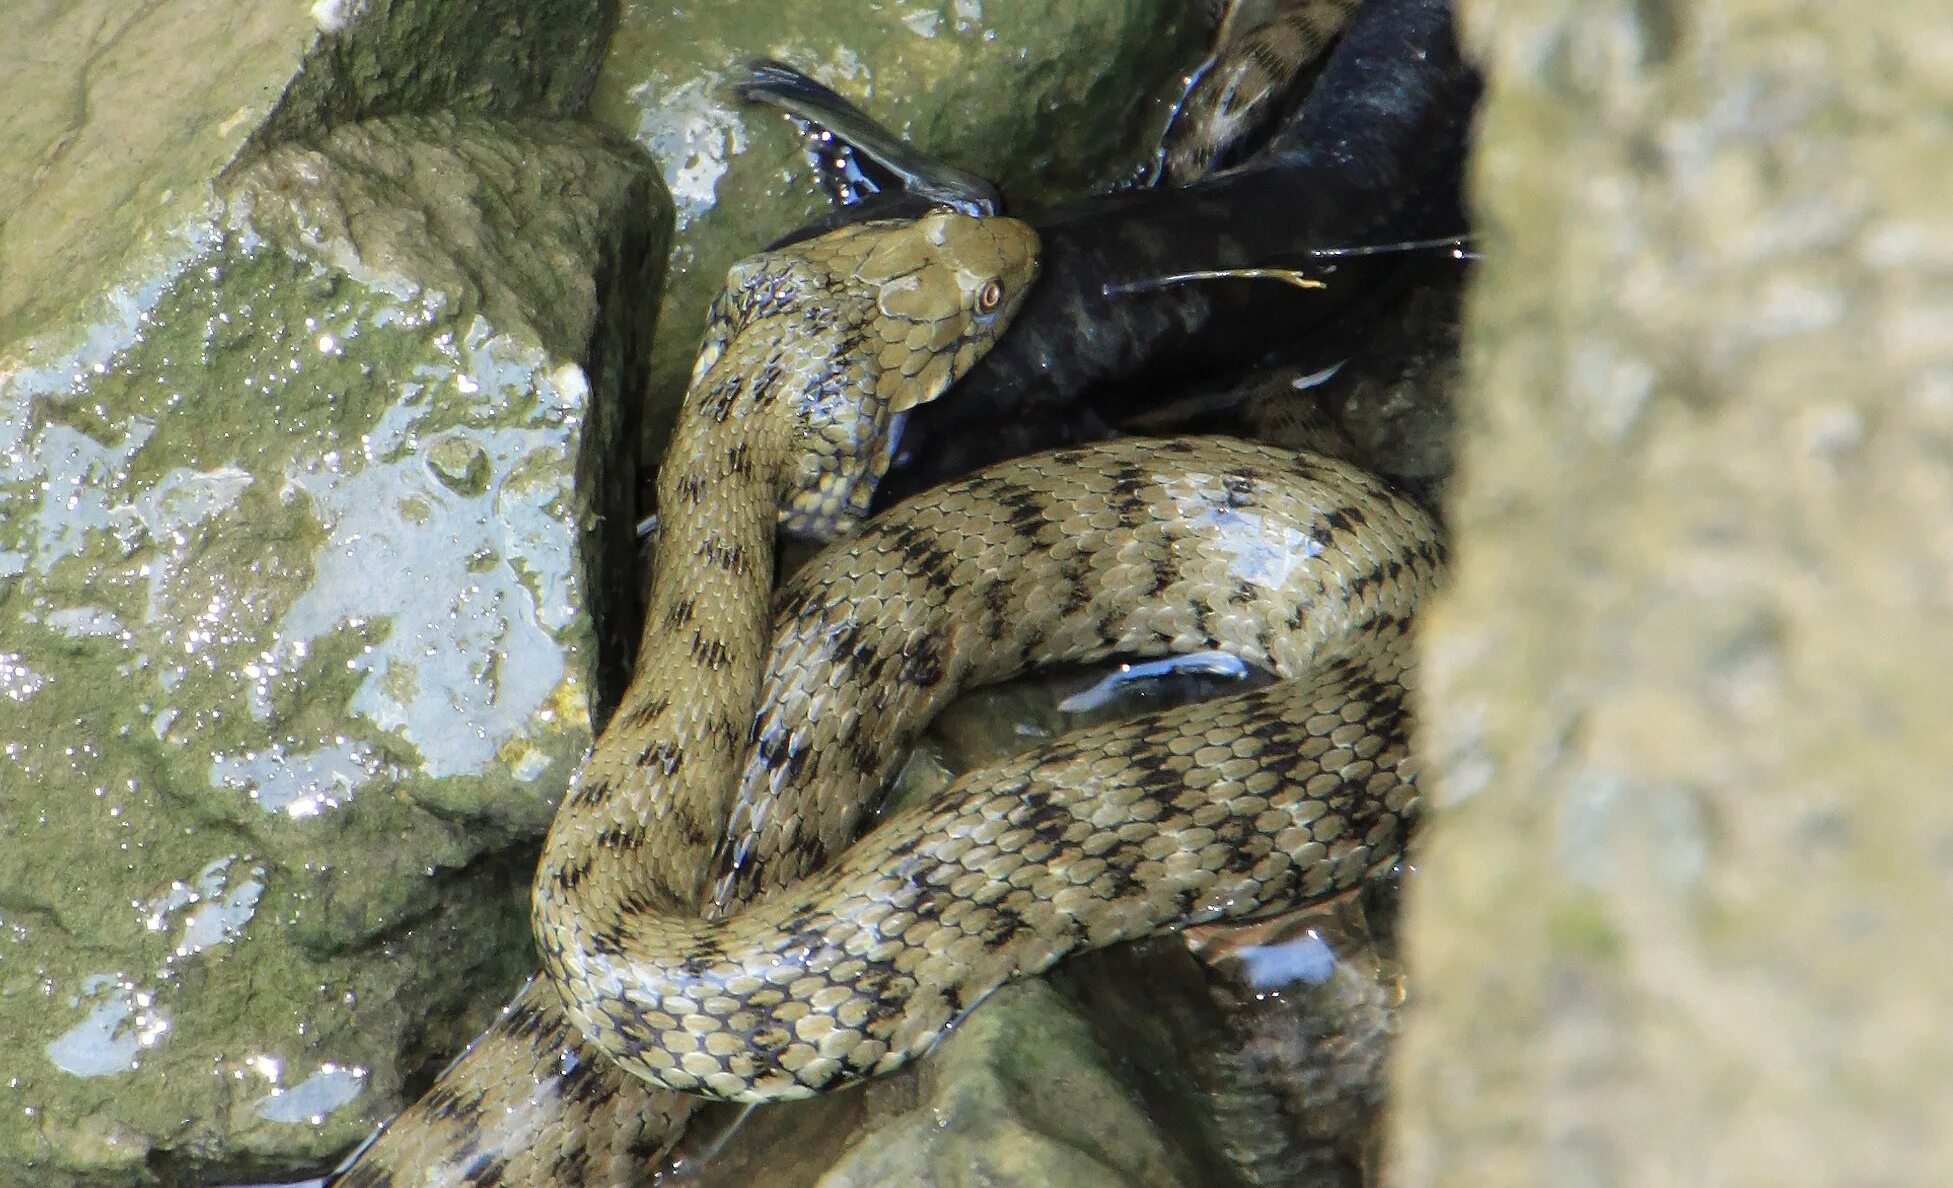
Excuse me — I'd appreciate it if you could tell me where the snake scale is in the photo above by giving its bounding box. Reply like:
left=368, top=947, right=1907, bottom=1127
left=332, top=10, right=1446, bottom=1185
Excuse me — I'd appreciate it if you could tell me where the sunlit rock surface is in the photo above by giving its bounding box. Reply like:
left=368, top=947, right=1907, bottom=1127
left=1, top=0, right=611, bottom=357
left=0, top=111, right=667, bottom=1185
left=589, top=0, right=1208, bottom=449
left=1395, top=4, right=1953, bottom=1184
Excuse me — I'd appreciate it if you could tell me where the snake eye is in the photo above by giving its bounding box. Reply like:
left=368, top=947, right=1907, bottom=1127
left=976, top=278, right=1004, bottom=312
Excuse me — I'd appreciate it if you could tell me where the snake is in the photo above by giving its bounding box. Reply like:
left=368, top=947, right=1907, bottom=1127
left=531, top=211, right=1437, bottom=1105
left=332, top=205, right=1440, bottom=1185
left=330, top=17, right=1451, bottom=1188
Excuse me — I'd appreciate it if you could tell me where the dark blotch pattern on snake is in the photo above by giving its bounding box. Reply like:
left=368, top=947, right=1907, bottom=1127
left=332, top=207, right=1440, bottom=1183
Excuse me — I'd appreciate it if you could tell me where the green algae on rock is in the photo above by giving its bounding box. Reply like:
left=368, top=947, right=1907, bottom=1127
left=588, top=0, right=1209, bottom=452
left=0, top=112, right=668, bottom=1186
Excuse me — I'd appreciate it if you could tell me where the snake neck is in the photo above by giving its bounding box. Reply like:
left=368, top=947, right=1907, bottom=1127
left=535, top=377, right=790, bottom=938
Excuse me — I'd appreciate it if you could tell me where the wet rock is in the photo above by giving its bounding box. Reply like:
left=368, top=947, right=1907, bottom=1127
left=1122, top=257, right=1468, bottom=512
left=816, top=979, right=1202, bottom=1188
left=666, top=979, right=1201, bottom=1188
left=1394, top=4, right=1953, bottom=1184
left=1060, top=902, right=1403, bottom=1188
left=588, top=0, right=1210, bottom=449
left=0, top=112, right=667, bottom=1185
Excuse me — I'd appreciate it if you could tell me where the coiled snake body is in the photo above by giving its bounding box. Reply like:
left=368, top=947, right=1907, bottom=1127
left=336, top=209, right=1441, bottom=1181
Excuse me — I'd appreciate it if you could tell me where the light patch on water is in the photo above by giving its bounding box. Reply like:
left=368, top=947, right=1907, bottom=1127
left=1292, top=361, right=1346, bottom=390
left=45, top=974, right=170, bottom=1077
left=1234, top=933, right=1338, bottom=991
left=45, top=606, right=126, bottom=639
left=826, top=46, right=869, bottom=83
left=18, top=420, right=155, bottom=571
left=1202, top=506, right=1324, bottom=591
left=3, top=262, right=139, bottom=579
left=309, top=0, right=366, bottom=32
left=1229, top=521, right=1324, bottom=590
left=897, top=1, right=987, bottom=38
left=631, top=76, right=750, bottom=229
left=253, top=1062, right=367, bottom=1125
left=276, top=319, right=579, bottom=777
left=48, top=858, right=266, bottom=1077
left=507, top=743, right=552, bottom=783
left=1058, top=651, right=1251, bottom=714
left=130, top=464, right=257, bottom=618
left=136, top=464, right=255, bottom=539
left=0, top=219, right=217, bottom=403
left=0, top=653, right=47, bottom=702
left=209, top=738, right=383, bottom=818
left=0, top=221, right=220, bottom=583
left=141, top=856, right=266, bottom=957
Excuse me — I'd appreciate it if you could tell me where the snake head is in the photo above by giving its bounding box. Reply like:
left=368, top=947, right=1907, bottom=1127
left=677, top=209, right=1036, bottom=542
left=840, top=207, right=1040, bottom=410
left=789, top=209, right=1039, bottom=540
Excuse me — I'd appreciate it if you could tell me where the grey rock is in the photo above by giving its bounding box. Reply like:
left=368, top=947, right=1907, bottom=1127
left=1393, top=3, right=1953, bottom=1184
left=0, top=0, right=612, bottom=359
